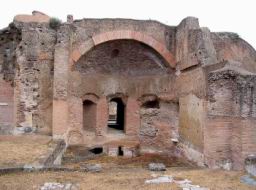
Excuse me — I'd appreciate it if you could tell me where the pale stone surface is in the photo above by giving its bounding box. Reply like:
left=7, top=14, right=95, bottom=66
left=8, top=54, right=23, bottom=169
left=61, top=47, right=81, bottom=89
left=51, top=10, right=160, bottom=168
left=80, top=163, right=102, bottom=172
left=145, top=175, right=210, bottom=189
left=40, top=182, right=79, bottom=190
left=148, top=163, right=166, bottom=171
left=145, top=176, right=173, bottom=184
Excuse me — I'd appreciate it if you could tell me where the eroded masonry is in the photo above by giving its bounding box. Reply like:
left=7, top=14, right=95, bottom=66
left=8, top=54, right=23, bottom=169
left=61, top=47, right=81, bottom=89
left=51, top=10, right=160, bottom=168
left=0, top=11, right=256, bottom=170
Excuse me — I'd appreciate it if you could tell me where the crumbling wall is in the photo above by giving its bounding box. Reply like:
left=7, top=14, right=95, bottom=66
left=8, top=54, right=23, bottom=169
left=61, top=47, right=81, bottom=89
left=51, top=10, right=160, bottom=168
left=14, top=21, right=56, bottom=134
left=65, top=22, right=177, bottom=146
left=72, top=18, right=176, bottom=55
left=0, top=24, right=21, bottom=134
left=52, top=17, right=178, bottom=140
left=175, top=17, right=217, bottom=71
left=211, top=32, right=256, bottom=72
left=174, top=17, right=216, bottom=164
left=0, top=78, right=14, bottom=134
left=139, top=99, right=179, bottom=154
left=205, top=67, right=256, bottom=170
left=48, top=15, right=256, bottom=170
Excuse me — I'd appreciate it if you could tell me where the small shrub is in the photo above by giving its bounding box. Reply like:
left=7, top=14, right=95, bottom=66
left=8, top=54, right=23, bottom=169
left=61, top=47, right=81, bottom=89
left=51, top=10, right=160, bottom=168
left=49, top=17, right=62, bottom=30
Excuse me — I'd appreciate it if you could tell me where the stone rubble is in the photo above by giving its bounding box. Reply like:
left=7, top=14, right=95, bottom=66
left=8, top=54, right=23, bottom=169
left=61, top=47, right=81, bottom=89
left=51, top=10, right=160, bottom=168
left=79, top=163, right=102, bottom=172
left=40, top=182, right=79, bottom=190
left=145, top=176, right=173, bottom=184
left=148, top=163, right=166, bottom=171
left=145, top=174, right=210, bottom=190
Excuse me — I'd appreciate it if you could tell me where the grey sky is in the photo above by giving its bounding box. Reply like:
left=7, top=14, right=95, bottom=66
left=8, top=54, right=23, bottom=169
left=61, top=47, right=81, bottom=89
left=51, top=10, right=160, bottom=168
left=1, top=0, right=256, bottom=49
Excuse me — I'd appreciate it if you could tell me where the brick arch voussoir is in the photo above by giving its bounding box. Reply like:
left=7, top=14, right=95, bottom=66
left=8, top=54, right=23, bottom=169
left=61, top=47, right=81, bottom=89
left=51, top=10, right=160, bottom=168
left=71, top=30, right=176, bottom=68
left=82, top=93, right=99, bottom=104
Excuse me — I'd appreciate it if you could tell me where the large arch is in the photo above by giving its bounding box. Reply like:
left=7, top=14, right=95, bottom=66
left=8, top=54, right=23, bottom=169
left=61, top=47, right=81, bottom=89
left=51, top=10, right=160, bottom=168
left=71, top=30, right=176, bottom=68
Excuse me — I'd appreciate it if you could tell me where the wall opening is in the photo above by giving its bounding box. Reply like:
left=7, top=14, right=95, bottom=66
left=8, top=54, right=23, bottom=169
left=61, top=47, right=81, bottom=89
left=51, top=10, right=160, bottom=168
left=83, top=100, right=96, bottom=132
left=89, top=147, right=103, bottom=154
left=142, top=99, right=160, bottom=109
left=118, top=146, right=124, bottom=156
left=108, top=98, right=125, bottom=131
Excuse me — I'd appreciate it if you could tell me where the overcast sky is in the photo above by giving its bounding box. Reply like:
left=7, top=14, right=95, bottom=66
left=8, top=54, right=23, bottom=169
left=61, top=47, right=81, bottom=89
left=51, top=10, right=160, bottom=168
left=1, top=0, right=255, bottom=49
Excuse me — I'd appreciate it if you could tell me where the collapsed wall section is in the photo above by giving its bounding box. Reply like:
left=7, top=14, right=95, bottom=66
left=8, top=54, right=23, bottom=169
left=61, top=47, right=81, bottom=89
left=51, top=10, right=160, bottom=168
left=211, top=32, right=256, bottom=72
left=175, top=17, right=256, bottom=170
left=205, top=66, right=256, bottom=170
left=139, top=99, right=179, bottom=154
left=13, top=21, right=56, bottom=135
left=0, top=24, right=21, bottom=134
left=0, top=11, right=56, bottom=135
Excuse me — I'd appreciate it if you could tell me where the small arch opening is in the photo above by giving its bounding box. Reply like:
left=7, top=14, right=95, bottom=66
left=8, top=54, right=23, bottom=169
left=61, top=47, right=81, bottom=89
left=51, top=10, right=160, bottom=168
left=108, top=97, right=125, bottom=131
left=83, top=100, right=97, bottom=132
left=89, top=147, right=103, bottom=154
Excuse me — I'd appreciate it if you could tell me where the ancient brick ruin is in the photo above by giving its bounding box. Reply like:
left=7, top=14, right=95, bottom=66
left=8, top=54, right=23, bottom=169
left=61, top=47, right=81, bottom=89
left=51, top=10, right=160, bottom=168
left=0, top=11, right=256, bottom=171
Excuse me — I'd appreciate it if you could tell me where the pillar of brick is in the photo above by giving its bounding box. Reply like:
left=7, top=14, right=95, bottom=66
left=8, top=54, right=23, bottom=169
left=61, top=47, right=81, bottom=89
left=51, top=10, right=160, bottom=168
left=96, top=97, right=108, bottom=136
left=68, top=96, right=83, bottom=130
left=52, top=25, right=71, bottom=139
left=52, top=100, right=68, bottom=137
left=0, top=78, right=14, bottom=129
left=125, top=97, right=140, bottom=136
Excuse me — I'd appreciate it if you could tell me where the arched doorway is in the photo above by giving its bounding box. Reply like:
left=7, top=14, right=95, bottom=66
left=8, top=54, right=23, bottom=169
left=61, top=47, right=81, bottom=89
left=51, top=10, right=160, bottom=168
left=83, top=100, right=96, bottom=132
left=108, top=98, right=125, bottom=131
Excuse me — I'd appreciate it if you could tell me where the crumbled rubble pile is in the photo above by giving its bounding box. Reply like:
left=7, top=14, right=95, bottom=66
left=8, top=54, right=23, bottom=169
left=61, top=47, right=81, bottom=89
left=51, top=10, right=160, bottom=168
left=148, top=163, right=166, bottom=171
left=40, top=182, right=79, bottom=190
left=145, top=174, right=209, bottom=190
left=79, top=163, right=102, bottom=172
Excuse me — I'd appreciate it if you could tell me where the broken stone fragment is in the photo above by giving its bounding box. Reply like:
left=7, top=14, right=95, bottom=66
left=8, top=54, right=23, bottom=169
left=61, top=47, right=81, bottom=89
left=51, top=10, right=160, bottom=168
left=171, top=138, right=179, bottom=143
left=12, top=125, right=35, bottom=135
left=40, top=182, right=80, bottom=190
left=145, top=176, right=173, bottom=184
left=148, top=163, right=166, bottom=171
left=80, top=163, right=102, bottom=172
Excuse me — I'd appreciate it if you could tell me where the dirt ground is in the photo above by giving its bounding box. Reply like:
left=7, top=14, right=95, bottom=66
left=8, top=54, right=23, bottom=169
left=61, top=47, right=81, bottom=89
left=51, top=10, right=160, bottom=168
left=0, top=138, right=254, bottom=190
left=0, top=167, right=254, bottom=190
left=0, top=135, right=52, bottom=166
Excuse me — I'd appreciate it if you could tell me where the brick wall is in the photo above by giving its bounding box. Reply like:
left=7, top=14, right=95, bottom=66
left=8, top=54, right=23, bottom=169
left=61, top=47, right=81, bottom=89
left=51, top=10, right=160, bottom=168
left=83, top=100, right=97, bottom=131
left=0, top=77, right=14, bottom=125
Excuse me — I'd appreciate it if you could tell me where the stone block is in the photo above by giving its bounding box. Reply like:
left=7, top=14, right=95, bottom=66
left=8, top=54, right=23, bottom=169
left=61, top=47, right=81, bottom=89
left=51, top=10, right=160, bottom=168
left=148, top=163, right=166, bottom=171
